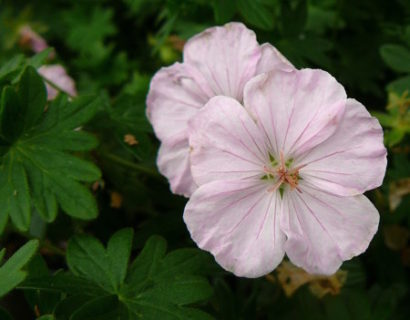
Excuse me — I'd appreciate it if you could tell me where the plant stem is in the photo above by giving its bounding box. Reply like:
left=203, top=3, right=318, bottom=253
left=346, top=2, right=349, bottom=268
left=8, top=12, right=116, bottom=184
left=102, top=153, right=163, bottom=180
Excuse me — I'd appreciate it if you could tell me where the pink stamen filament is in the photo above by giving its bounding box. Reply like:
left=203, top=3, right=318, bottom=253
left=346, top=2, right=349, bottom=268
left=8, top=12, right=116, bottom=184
left=265, top=151, right=304, bottom=193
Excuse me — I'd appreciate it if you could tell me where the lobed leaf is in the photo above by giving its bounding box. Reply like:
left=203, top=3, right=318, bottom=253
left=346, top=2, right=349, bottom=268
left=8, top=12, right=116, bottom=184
left=0, top=240, right=39, bottom=298
left=0, top=66, right=101, bottom=231
left=21, top=231, right=214, bottom=319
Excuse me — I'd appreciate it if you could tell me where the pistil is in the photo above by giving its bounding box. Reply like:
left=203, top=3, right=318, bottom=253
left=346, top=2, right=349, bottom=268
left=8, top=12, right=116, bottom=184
left=263, top=151, right=305, bottom=195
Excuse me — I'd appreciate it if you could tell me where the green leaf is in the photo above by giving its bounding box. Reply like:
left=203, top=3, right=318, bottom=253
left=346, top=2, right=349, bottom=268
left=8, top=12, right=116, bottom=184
left=18, top=65, right=47, bottom=130
left=0, top=55, right=24, bottom=84
left=0, top=157, right=31, bottom=231
left=0, top=239, right=39, bottom=297
left=380, top=44, right=410, bottom=73
left=106, top=228, right=134, bottom=288
left=24, top=255, right=62, bottom=317
left=212, top=0, right=236, bottom=24
left=371, top=111, right=396, bottom=127
left=23, top=231, right=214, bottom=319
left=67, top=234, right=118, bottom=292
left=27, top=48, right=54, bottom=69
left=280, top=0, right=308, bottom=36
left=0, top=69, right=101, bottom=231
left=237, top=0, right=276, bottom=30
left=70, top=295, right=125, bottom=320
left=387, top=75, right=410, bottom=94
left=0, top=85, right=24, bottom=142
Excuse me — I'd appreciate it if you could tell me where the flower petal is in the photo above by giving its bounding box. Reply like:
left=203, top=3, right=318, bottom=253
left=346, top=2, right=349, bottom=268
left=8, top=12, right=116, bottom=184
left=281, top=185, right=379, bottom=275
left=256, top=43, right=295, bottom=74
left=38, top=65, right=77, bottom=100
left=244, top=69, right=346, bottom=158
left=157, top=137, right=197, bottom=197
left=298, top=99, right=387, bottom=196
left=183, top=22, right=261, bottom=101
left=184, top=179, right=286, bottom=278
left=189, top=96, right=267, bottom=186
left=146, top=62, right=211, bottom=144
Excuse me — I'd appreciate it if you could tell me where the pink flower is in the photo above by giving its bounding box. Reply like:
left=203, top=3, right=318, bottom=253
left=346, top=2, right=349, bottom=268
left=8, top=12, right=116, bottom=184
left=19, top=25, right=49, bottom=53
left=38, top=65, right=77, bottom=100
left=184, top=69, right=387, bottom=278
left=146, top=22, right=293, bottom=197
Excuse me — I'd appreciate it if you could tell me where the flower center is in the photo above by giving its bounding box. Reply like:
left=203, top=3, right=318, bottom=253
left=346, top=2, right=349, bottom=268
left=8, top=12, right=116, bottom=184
left=261, top=151, right=305, bottom=197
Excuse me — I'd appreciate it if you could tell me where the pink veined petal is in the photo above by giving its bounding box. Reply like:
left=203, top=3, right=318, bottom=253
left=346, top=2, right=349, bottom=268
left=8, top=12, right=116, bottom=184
left=146, top=62, right=211, bottom=144
left=184, top=179, right=286, bottom=278
left=183, top=22, right=261, bottom=101
left=189, top=96, right=267, bottom=186
left=157, top=137, right=197, bottom=197
left=243, top=69, right=346, bottom=158
left=298, top=98, right=387, bottom=196
left=281, top=184, right=379, bottom=275
left=256, top=43, right=295, bottom=74
left=147, top=63, right=213, bottom=196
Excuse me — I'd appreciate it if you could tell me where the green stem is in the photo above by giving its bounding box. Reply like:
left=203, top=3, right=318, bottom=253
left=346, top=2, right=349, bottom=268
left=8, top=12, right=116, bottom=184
left=102, top=153, right=163, bottom=180
left=40, top=240, right=65, bottom=256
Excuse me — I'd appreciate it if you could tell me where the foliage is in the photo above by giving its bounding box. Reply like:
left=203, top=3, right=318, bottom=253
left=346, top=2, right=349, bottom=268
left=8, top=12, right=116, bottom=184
left=21, top=230, right=214, bottom=319
left=0, top=240, right=38, bottom=298
left=0, top=65, right=101, bottom=232
left=0, top=0, right=409, bottom=319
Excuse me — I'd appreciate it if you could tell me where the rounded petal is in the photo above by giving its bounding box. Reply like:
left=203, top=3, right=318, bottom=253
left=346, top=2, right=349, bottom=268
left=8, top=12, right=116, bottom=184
left=244, top=69, right=347, bottom=158
left=299, top=99, right=387, bottom=196
left=256, top=43, right=295, bottom=74
left=157, top=137, right=197, bottom=197
left=146, top=62, right=211, bottom=144
left=189, top=96, right=267, bottom=186
left=183, top=22, right=261, bottom=101
left=184, top=180, right=286, bottom=278
left=281, top=185, right=379, bottom=275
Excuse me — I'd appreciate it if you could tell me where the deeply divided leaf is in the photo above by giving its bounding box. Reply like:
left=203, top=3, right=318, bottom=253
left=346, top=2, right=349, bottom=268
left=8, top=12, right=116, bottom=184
left=23, top=231, right=214, bottom=319
left=0, top=240, right=39, bottom=298
left=0, top=67, right=101, bottom=231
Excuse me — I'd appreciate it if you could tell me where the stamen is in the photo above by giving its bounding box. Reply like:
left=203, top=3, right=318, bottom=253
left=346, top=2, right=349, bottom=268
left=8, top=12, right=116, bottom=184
left=267, top=177, right=284, bottom=193
left=265, top=150, right=303, bottom=196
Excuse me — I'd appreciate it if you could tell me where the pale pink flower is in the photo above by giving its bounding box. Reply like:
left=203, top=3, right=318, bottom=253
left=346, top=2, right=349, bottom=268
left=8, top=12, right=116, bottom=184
left=146, top=22, right=293, bottom=197
left=184, top=68, right=387, bottom=278
left=38, top=65, right=77, bottom=100
left=19, top=25, right=49, bottom=53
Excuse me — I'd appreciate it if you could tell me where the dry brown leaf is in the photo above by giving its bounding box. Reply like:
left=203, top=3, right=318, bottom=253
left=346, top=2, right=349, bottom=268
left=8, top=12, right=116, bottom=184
left=275, top=261, right=347, bottom=298
left=383, top=225, right=410, bottom=251
left=110, top=191, right=123, bottom=208
left=124, top=134, right=138, bottom=146
left=389, top=178, right=410, bottom=211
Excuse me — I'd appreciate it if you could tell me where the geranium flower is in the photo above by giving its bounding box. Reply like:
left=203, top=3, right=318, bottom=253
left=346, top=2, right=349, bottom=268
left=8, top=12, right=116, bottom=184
left=146, top=22, right=293, bottom=196
left=184, top=69, right=387, bottom=277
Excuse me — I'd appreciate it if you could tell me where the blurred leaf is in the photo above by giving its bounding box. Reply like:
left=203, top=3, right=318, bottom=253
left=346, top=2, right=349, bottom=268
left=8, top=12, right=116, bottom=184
left=387, top=75, right=410, bottom=94
left=280, top=0, right=307, bottom=36
left=237, top=0, right=276, bottom=30
left=306, top=4, right=344, bottom=34
left=0, top=240, right=39, bottom=298
left=64, top=7, right=116, bottom=55
left=212, top=0, right=236, bottom=24
left=380, top=44, right=410, bottom=73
